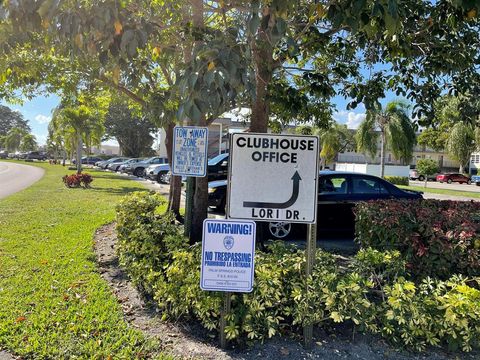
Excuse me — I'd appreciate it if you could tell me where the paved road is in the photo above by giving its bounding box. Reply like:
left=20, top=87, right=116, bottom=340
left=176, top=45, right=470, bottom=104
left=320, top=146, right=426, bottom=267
left=0, top=161, right=45, bottom=200
left=410, top=180, right=480, bottom=192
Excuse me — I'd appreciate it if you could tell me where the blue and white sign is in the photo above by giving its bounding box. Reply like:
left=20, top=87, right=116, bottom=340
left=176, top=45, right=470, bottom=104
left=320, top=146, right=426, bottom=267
left=200, top=219, right=256, bottom=292
left=172, top=126, right=208, bottom=177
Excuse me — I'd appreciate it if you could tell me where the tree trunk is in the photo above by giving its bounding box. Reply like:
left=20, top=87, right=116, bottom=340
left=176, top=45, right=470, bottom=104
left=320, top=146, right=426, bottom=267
left=250, top=11, right=274, bottom=133
left=380, top=128, right=386, bottom=178
left=165, top=122, right=181, bottom=218
left=76, top=133, right=82, bottom=174
left=187, top=0, right=209, bottom=243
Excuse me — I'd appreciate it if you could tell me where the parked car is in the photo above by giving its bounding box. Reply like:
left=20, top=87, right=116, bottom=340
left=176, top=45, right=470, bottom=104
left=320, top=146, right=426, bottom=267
left=125, top=157, right=168, bottom=177
left=409, top=169, right=437, bottom=182
left=112, top=158, right=144, bottom=172
left=208, top=171, right=423, bottom=240
left=207, top=153, right=229, bottom=181
left=73, top=156, right=104, bottom=165
left=97, top=157, right=130, bottom=169
left=24, top=151, right=47, bottom=161
left=9, top=151, right=27, bottom=159
left=107, top=158, right=135, bottom=171
left=436, top=173, right=471, bottom=184
left=0, top=150, right=8, bottom=159
left=145, top=164, right=170, bottom=183
left=471, top=174, right=480, bottom=186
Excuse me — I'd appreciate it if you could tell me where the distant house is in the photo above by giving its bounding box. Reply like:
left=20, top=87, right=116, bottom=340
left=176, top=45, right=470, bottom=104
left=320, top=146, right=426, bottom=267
left=335, top=131, right=459, bottom=172
left=91, top=144, right=121, bottom=156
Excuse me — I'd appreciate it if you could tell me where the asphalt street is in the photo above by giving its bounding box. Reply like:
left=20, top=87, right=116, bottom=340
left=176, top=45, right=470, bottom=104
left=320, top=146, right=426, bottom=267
left=0, top=161, right=45, bottom=200
left=410, top=180, right=480, bottom=192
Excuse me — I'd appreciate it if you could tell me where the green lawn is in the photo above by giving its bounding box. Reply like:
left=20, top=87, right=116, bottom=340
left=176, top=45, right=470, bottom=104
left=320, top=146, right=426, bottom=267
left=400, top=184, right=480, bottom=199
left=0, top=162, right=168, bottom=359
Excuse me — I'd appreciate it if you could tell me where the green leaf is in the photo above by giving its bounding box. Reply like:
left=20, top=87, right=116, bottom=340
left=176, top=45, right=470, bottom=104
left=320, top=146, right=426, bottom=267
left=189, top=101, right=202, bottom=122
left=248, top=14, right=260, bottom=35
left=204, top=70, right=214, bottom=86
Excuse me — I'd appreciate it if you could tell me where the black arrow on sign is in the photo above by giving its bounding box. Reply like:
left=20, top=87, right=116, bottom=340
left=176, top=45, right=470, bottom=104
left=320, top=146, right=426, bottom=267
left=243, top=171, right=302, bottom=209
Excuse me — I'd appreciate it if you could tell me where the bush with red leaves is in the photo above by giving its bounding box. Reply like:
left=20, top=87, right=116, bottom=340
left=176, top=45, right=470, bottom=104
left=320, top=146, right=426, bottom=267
left=62, top=173, right=94, bottom=188
left=355, top=199, right=480, bottom=279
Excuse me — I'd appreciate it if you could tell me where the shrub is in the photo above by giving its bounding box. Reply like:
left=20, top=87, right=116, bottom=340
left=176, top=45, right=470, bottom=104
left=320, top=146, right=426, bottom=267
left=384, top=176, right=409, bottom=186
left=355, top=199, right=480, bottom=279
left=115, top=191, right=186, bottom=293
left=378, top=276, right=480, bottom=352
left=62, top=173, right=94, bottom=188
left=115, top=192, right=480, bottom=352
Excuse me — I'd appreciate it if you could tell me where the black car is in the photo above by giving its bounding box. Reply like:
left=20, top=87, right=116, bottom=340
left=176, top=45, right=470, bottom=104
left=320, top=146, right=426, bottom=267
left=25, top=151, right=47, bottom=161
left=208, top=171, right=423, bottom=240
left=207, top=153, right=229, bottom=181
left=72, top=156, right=104, bottom=165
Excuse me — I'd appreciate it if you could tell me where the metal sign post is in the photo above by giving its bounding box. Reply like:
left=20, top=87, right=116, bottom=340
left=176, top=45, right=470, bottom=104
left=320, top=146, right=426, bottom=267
left=303, top=222, right=317, bottom=349
left=184, top=177, right=195, bottom=237
left=219, top=291, right=232, bottom=349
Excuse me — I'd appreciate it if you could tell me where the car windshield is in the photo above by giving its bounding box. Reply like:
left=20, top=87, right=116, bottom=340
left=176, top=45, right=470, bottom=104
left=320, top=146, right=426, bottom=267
left=208, top=153, right=228, bottom=166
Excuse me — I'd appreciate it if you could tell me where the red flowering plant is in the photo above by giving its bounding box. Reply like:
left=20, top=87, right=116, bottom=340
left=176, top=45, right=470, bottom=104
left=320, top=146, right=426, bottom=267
left=62, top=173, right=94, bottom=188
left=355, top=199, right=480, bottom=279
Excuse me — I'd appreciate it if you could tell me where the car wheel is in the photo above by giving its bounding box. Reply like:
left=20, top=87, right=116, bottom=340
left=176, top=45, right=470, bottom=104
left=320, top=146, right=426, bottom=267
left=134, top=168, right=145, bottom=177
left=157, top=171, right=168, bottom=184
left=467, top=180, right=472, bottom=185
left=418, top=175, right=425, bottom=181
left=447, top=179, right=452, bottom=184
left=267, top=222, right=292, bottom=239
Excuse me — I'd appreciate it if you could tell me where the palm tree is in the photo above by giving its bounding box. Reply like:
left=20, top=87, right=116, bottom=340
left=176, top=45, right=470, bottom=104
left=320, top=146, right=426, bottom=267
left=315, top=123, right=355, bottom=168
left=19, top=134, right=37, bottom=151
left=51, top=104, right=104, bottom=173
left=356, top=100, right=416, bottom=178
left=4, top=127, right=27, bottom=152
left=447, top=122, right=475, bottom=173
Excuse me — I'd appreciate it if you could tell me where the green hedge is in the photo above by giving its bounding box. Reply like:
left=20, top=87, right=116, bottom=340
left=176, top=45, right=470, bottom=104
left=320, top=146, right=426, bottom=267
left=116, top=192, right=480, bottom=352
left=355, top=199, right=480, bottom=279
left=384, top=176, right=409, bottom=186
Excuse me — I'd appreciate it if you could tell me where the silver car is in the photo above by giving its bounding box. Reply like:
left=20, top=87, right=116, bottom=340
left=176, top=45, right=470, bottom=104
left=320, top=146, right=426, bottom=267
left=125, top=157, right=168, bottom=177
left=145, top=164, right=170, bottom=183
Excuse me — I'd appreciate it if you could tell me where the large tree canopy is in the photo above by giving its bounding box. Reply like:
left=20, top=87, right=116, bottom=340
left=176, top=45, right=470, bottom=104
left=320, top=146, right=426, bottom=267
left=0, top=1, right=479, bottom=129
left=103, top=101, right=156, bottom=157
left=0, top=104, right=30, bottom=137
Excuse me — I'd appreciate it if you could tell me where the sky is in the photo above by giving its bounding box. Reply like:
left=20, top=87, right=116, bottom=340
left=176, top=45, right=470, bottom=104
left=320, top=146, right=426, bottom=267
left=2, top=89, right=400, bottom=146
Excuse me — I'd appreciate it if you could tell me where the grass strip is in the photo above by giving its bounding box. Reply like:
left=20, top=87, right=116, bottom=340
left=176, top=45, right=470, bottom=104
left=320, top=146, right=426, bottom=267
left=0, top=162, right=169, bottom=359
left=400, top=184, right=480, bottom=199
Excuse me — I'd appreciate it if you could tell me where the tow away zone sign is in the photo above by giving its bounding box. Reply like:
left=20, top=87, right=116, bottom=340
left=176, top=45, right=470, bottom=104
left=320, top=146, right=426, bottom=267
left=227, top=133, right=319, bottom=223
left=172, top=126, right=208, bottom=177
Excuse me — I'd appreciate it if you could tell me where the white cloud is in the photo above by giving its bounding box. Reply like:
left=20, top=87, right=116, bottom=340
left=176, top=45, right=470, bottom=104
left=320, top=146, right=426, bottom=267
left=346, top=112, right=366, bottom=129
left=34, top=114, right=51, bottom=124
left=35, top=134, right=47, bottom=145
left=333, top=110, right=366, bottom=129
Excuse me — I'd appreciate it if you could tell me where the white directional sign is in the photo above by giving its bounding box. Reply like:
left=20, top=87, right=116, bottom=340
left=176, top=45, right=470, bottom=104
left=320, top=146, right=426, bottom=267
left=172, top=126, right=208, bottom=177
left=227, top=133, right=319, bottom=223
left=200, top=219, right=256, bottom=292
